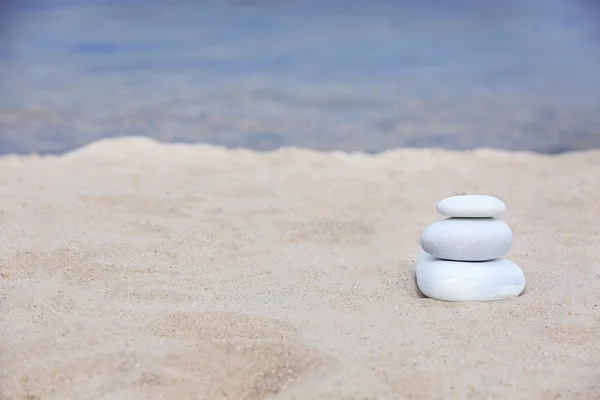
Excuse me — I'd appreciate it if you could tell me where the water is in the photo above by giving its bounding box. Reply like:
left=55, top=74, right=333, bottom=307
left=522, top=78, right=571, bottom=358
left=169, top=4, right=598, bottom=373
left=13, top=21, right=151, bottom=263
left=1, top=0, right=599, bottom=155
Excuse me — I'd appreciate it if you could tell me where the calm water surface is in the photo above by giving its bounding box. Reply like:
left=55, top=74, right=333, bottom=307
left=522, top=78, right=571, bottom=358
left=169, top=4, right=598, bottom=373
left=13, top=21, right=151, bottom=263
left=1, top=0, right=599, bottom=154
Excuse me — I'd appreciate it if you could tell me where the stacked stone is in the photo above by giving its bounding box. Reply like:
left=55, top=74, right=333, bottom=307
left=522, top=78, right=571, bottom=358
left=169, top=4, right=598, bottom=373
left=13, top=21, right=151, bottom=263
left=415, top=194, right=526, bottom=302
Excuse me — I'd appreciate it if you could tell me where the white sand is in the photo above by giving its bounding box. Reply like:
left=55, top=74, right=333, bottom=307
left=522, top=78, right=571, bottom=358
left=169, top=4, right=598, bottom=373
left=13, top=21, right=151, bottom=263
left=1, top=136, right=599, bottom=399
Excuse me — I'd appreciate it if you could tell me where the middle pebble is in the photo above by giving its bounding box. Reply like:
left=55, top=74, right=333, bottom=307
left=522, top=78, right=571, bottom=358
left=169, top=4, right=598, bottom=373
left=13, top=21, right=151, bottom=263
left=420, top=218, right=513, bottom=261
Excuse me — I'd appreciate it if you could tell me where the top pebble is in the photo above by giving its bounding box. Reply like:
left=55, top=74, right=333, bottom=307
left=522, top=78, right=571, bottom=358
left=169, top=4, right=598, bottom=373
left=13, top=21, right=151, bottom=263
left=437, top=194, right=506, bottom=218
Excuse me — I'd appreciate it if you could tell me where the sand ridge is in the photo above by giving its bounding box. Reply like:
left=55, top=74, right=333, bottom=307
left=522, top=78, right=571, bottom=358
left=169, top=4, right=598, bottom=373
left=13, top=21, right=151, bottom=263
left=1, top=137, right=599, bottom=399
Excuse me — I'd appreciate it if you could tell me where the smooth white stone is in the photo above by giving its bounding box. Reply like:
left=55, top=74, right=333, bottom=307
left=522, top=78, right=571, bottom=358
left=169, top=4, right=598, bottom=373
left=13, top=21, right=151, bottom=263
left=415, top=254, right=526, bottom=302
left=437, top=194, right=506, bottom=218
left=420, top=217, right=512, bottom=261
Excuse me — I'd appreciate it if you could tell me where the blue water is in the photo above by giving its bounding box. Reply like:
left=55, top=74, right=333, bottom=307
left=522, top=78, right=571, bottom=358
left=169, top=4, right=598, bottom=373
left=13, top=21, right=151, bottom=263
left=1, top=0, right=599, bottom=154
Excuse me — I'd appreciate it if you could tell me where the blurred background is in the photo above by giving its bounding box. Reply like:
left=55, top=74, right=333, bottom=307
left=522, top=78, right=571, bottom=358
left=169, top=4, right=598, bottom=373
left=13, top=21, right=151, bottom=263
left=0, top=0, right=599, bottom=155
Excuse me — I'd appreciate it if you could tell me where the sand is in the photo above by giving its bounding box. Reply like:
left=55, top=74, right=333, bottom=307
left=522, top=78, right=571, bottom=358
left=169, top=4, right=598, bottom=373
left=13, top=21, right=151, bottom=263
left=1, top=136, right=599, bottom=400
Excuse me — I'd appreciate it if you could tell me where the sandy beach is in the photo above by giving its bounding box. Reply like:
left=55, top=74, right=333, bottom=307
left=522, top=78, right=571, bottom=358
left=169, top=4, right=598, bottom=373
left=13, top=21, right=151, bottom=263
left=1, top=136, right=599, bottom=399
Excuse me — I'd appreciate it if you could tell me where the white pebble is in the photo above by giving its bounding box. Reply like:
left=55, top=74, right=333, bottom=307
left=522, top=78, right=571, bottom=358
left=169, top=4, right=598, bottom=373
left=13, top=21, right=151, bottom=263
left=420, top=217, right=512, bottom=261
left=415, top=254, right=526, bottom=302
left=437, top=194, right=506, bottom=218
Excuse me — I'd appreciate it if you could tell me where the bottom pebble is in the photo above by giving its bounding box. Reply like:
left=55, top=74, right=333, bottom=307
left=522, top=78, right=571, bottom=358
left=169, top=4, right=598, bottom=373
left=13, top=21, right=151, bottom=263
left=415, top=254, right=526, bottom=302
